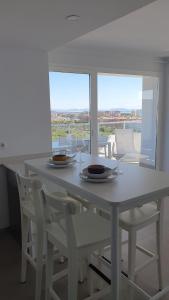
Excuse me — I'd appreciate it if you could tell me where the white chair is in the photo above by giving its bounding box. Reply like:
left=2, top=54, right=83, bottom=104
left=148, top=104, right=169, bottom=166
left=114, top=129, right=136, bottom=156
left=112, top=129, right=147, bottom=163
left=16, top=173, right=87, bottom=300
left=120, top=201, right=163, bottom=288
left=99, top=201, right=163, bottom=290
left=16, top=173, right=45, bottom=300
left=42, top=190, right=112, bottom=300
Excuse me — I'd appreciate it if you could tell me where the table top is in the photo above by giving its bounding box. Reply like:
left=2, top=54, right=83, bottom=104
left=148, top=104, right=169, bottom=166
left=25, top=154, right=169, bottom=210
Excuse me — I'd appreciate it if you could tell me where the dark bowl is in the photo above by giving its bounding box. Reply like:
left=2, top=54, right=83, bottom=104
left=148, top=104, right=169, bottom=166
left=52, top=154, right=67, bottom=161
left=88, top=164, right=105, bottom=174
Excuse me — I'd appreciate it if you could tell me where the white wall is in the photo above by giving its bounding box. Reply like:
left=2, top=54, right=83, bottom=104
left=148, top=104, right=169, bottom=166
left=49, top=46, right=163, bottom=75
left=0, top=47, right=51, bottom=157
left=0, top=47, right=51, bottom=229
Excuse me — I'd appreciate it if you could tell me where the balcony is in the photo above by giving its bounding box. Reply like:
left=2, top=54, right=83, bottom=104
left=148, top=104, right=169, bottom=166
left=52, top=120, right=142, bottom=158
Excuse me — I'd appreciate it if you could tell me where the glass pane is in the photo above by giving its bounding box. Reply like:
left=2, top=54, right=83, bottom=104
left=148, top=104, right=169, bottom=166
left=97, top=73, right=158, bottom=168
left=141, top=76, right=158, bottom=168
left=97, top=74, right=142, bottom=159
left=49, top=72, right=90, bottom=155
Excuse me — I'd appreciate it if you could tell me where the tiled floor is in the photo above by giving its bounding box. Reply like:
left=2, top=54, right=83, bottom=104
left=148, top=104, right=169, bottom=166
left=1, top=199, right=169, bottom=300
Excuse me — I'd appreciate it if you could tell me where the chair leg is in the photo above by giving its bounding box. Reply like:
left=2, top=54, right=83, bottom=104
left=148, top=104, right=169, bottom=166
left=87, top=256, right=95, bottom=296
left=128, top=229, right=136, bottom=281
left=46, top=240, right=54, bottom=300
left=35, top=258, right=43, bottom=300
left=21, top=215, right=29, bottom=283
left=68, top=250, right=79, bottom=300
left=156, top=220, right=163, bottom=290
left=119, top=228, right=122, bottom=271
left=96, top=248, right=104, bottom=290
left=88, top=271, right=95, bottom=296
left=79, top=260, right=85, bottom=283
left=128, top=230, right=136, bottom=300
left=35, top=233, right=44, bottom=300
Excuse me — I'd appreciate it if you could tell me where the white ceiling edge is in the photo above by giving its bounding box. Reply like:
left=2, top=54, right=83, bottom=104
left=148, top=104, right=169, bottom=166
left=49, top=44, right=165, bottom=61
left=49, top=45, right=164, bottom=76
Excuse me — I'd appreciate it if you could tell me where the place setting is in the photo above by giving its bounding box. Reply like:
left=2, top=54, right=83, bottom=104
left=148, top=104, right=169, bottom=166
left=80, top=164, right=118, bottom=183
left=47, top=153, right=76, bottom=168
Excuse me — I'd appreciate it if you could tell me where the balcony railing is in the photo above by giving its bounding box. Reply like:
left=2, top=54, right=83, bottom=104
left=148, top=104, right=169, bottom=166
left=51, top=120, right=142, bottom=156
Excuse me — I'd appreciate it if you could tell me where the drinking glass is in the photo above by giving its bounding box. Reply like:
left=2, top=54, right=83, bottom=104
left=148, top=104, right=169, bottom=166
left=114, top=154, right=123, bottom=175
left=76, top=144, right=84, bottom=164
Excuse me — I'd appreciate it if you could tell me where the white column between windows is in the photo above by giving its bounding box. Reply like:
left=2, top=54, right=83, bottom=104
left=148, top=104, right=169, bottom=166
left=90, top=72, right=98, bottom=155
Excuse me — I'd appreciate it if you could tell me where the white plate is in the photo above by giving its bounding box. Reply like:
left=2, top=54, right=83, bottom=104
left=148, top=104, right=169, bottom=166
left=80, top=173, right=117, bottom=183
left=82, top=166, right=117, bottom=179
left=47, top=160, right=76, bottom=168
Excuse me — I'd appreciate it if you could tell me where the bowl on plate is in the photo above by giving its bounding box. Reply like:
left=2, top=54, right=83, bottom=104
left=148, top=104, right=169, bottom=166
left=87, top=164, right=105, bottom=174
left=83, top=166, right=116, bottom=179
left=49, top=154, right=73, bottom=165
left=52, top=154, right=69, bottom=161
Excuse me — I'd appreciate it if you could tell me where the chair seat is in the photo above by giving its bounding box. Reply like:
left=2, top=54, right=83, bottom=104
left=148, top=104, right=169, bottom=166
left=120, top=203, right=159, bottom=230
left=51, top=192, right=81, bottom=206
left=46, top=211, right=111, bottom=249
left=21, top=192, right=80, bottom=222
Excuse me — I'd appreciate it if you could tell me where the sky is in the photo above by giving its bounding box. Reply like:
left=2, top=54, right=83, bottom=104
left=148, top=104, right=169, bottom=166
left=49, top=72, right=142, bottom=111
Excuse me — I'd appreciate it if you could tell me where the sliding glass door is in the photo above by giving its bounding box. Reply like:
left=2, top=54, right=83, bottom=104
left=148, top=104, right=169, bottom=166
left=49, top=72, right=90, bottom=154
left=97, top=73, right=159, bottom=167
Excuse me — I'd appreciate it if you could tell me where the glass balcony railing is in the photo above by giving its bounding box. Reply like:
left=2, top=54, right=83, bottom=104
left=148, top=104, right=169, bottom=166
left=51, top=120, right=142, bottom=156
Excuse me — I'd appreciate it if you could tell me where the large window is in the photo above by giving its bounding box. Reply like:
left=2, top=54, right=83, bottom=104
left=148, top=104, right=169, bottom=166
left=49, top=71, right=159, bottom=168
left=49, top=72, right=90, bottom=154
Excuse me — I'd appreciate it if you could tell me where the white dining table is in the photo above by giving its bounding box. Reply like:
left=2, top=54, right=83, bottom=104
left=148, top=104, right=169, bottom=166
left=24, top=154, right=169, bottom=300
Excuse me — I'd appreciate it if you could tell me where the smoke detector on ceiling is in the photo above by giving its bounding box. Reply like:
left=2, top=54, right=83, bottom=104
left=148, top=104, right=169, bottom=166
left=66, top=15, right=80, bottom=21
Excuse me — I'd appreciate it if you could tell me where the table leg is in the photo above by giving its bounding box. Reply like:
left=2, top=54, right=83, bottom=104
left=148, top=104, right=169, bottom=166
left=111, top=206, right=120, bottom=300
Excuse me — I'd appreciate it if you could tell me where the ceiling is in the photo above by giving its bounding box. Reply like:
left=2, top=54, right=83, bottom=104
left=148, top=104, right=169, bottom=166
left=0, top=0, right=157, bottom=51
left=61, top=0, right=169, bottom=58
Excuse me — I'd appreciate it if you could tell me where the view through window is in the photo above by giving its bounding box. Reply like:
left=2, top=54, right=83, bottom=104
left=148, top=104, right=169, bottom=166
left=49, top=72, right=159, bottom=167
left=97, top=74, right=142, bottom=159
left=49, top=72, right=90, bottom=154
left=97, top=74, right=158, bottom=167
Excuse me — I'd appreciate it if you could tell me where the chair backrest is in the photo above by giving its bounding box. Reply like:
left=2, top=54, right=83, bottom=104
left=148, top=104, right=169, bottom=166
left=16, top=172, right=43, bottom=226
left=41, top=190, right=77, bottom=249
left=115, top=129, right=136, bottom=155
